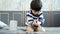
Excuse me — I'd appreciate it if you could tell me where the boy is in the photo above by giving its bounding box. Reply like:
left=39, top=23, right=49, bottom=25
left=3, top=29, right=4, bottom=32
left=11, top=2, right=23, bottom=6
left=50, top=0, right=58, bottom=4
left=25, top=0, right=45, bottom=32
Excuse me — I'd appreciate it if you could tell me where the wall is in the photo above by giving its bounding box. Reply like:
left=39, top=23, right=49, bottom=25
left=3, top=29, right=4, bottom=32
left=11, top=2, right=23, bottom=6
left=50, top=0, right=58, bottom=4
left=0, top=11, right=60, bottom=27
left=0, top=0, right=60, bottom=11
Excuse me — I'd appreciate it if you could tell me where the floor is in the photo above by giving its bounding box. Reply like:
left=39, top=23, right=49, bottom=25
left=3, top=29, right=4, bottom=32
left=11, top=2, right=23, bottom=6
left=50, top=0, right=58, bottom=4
left=0, top=27, right=60, bottom=34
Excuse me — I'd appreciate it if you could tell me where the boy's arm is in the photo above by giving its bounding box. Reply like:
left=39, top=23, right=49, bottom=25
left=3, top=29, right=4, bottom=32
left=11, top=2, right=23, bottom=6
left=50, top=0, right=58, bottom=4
left=39, top=14, right=45, bottom=24
left=26, top=16, right=34, bottom=25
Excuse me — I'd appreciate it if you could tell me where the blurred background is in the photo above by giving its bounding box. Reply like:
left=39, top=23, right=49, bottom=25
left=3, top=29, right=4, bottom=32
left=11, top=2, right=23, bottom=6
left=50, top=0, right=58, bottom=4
left=0, top=0, right=60, bottom=27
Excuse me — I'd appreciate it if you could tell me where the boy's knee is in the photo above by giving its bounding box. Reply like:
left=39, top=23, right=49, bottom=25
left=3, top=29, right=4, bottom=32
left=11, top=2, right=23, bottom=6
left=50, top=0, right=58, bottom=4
left=26, top=25, right=34, bottom=32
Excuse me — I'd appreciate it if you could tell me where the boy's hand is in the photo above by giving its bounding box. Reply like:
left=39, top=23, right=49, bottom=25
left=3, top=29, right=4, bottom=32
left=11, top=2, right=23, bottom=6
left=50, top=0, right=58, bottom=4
left=33, top=20, right=41, bottom=24
left=32, top=20, right=41, bottom=27
left=38, top=21, right=41, bottom=24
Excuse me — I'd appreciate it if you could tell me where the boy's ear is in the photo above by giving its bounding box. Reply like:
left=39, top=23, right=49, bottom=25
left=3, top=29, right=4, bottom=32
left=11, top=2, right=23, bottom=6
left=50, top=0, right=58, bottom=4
left=30, top=7, right=32, bottom=10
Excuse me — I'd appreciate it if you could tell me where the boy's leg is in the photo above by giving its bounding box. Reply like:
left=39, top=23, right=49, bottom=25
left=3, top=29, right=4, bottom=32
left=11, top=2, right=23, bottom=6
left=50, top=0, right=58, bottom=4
left=39, top=25, right=46, bottom=32
left=32, top=22, right=40, bottom=32
left=26, top=25, right=34, bottom=32
left=32, top=26, right=39, bottom=32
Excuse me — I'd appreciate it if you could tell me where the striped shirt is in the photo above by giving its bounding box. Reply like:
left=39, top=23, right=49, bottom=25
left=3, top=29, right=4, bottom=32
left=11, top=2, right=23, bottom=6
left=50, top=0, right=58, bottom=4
left=25, top=10, right=45, bottom=25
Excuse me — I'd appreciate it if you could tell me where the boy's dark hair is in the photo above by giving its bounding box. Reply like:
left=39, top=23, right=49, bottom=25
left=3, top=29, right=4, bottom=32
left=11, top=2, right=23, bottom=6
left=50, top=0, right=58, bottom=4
left=30, top=0, right=42, bottom=11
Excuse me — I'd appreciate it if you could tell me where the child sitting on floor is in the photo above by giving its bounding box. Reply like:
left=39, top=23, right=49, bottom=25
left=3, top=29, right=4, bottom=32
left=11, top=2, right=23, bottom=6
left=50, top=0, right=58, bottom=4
left=25, top=0, right=45, bottom=32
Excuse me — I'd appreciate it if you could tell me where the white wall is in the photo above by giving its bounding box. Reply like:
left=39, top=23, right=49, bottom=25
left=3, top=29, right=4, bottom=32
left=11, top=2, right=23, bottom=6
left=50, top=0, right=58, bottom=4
left=0, top=0, right=20, bottom=11
left=0, top=0, right=60, bottom=11
left=20, top=0, right=32, bottom=11
left=0, top=0, right=32, bottom=11
left=41, top=0, right=60, bottom=11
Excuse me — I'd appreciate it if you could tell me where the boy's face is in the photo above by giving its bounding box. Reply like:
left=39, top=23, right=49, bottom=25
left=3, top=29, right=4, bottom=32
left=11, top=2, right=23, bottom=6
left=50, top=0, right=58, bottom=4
left=32, top=10, right=39, bottom=15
